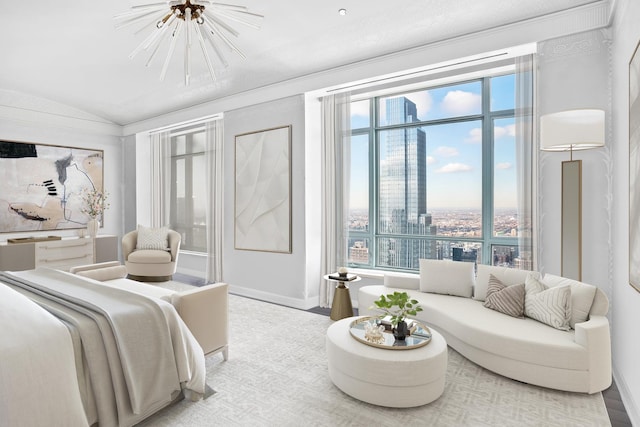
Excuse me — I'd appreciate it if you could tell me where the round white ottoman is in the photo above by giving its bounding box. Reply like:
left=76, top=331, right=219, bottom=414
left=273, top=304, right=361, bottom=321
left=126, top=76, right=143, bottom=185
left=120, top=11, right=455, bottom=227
left=326, top=316, right=448, bottom=408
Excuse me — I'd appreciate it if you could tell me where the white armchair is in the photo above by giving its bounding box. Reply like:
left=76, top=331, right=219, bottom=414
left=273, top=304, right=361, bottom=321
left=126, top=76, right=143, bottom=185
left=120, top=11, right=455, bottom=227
left=122, top=228, right=181, bottom=281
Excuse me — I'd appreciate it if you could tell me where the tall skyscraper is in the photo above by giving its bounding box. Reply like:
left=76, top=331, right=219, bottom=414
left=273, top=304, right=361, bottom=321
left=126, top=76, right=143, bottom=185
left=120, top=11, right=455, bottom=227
left=378, top=97, right=436, bottom=268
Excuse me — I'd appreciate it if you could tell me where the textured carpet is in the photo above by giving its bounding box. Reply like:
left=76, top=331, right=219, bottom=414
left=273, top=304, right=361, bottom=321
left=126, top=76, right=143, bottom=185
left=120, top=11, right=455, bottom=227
left=138, top=293, right=611, bottom=427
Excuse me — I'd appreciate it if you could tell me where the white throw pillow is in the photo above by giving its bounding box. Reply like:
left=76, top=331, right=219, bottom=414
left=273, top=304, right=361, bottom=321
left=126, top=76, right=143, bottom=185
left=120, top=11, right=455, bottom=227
left=419, top=259, right=474, bottom=298
left=524, top=275, right=571, bottom=331
left=474, top=264, right=539, bottom=301
left=542, top=274, right=597, bottom=328
left=136, top=224, right=170, bottom=251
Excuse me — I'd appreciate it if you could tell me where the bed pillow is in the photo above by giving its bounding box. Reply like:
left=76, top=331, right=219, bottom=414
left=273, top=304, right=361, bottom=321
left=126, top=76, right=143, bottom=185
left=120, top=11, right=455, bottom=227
left=136, top=225, right=170, bottom=251
left=419, top=259, right=474, bottom=297
left=524, top=275, right=571, bottom=331
left=542, top=274, right=597, bottom=328
left=483, top=274, right=525, bottom=318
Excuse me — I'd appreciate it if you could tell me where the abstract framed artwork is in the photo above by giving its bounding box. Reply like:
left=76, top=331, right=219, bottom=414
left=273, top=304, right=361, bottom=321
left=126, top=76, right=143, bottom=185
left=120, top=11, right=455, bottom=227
left=235, top=125, right=292, bottom=253
left=629, top=40, right=640, bottom=292
left=0, top=140, right=104, bottom=233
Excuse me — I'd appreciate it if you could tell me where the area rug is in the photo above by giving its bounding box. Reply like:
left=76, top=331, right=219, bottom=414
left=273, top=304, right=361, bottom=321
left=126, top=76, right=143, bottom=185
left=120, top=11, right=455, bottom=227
left=139, top=293, right=611, bottom=426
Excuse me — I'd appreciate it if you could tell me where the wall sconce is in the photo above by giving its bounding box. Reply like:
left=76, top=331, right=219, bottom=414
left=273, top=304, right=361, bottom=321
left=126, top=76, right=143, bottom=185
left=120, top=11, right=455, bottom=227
left=540, top=109, right=605, bottom=280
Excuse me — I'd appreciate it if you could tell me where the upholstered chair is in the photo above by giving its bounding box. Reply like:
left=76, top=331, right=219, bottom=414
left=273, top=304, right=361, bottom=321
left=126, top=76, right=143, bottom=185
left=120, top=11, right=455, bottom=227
left=122, top=228, right=181, bottom=281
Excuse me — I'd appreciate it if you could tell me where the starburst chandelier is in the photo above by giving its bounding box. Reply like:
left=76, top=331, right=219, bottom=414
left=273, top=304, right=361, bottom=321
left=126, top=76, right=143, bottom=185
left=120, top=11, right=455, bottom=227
left=115, top=1, right=263, bottom=85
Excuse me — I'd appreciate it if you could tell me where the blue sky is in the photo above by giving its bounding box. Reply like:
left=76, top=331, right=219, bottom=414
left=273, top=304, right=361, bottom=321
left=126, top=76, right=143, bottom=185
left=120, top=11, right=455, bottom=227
left=349, top=74, right=517, bottom=210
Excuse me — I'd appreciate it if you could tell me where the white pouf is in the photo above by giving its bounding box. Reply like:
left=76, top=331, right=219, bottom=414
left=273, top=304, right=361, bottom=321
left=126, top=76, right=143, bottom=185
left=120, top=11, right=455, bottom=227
left=326, top=316, right=448, bottom=408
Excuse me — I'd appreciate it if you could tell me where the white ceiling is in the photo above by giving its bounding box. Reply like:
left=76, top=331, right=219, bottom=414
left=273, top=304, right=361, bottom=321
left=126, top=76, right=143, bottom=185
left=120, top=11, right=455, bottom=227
left=0, top=0, right=601, bottom=126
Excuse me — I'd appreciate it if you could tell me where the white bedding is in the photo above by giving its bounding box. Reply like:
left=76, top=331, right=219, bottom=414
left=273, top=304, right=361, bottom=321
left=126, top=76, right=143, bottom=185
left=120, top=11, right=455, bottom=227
left=0, top=282, right=89, bottom=426
left=0, top=268, right=206, bottom=427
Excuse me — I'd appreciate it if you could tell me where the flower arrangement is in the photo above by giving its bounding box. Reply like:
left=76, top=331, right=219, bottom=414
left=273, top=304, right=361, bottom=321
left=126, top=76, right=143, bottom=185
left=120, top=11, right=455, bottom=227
left=81, top=188, right=110, bottom=219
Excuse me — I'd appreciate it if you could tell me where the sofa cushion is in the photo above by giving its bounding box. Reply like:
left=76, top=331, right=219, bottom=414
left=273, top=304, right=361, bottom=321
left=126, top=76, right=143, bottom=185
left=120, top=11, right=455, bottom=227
left=475, top=264, right=539, bottom=301
left=136, top=224, right=170, bottom=251
left=483, top=274, right=525, bottom=318
left=419, top=259, right=474, bottom=297
left=128, top=249, right=172, bottom=264
left=543, top=274, right=597, bottom=328
left=524, top=275, right=571, bottom=331
left=383, top=272, right=420, bottom=290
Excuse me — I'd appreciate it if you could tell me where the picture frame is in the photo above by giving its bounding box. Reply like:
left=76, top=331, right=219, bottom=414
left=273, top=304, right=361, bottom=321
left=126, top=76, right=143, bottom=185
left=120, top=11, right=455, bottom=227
left=629, top=40, right=640, bottom=292
left=234, top=125, right=292, bottom=253
left=0, top=140, right=104, bottom=233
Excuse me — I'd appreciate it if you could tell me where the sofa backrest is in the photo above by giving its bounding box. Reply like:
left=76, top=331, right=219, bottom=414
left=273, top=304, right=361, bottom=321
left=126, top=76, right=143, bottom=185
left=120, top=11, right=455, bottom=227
left=475, top=264, right=540, bottom=302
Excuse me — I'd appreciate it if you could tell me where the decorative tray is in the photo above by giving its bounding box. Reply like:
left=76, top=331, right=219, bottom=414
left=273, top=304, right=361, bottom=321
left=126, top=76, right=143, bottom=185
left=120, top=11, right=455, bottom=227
left=349, top=316, right=432, bottom=350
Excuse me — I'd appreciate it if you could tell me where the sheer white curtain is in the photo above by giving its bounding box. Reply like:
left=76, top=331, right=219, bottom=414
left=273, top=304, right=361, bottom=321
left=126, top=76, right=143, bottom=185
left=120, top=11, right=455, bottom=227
left=205, top=119, right=224, bottom=283
left=515, top=53, right=537, bottom=270
left=320, top=92, right=351, bottom=307
left=149, top=130, right=171, bottom=227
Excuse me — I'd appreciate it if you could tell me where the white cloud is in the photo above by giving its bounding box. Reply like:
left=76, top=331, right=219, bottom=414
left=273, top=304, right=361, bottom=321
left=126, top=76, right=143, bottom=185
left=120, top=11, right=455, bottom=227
left=436, top=163, right=473, bottom=173
left=494, top=124, right=516, bottom=139
left=433, top=146, right=459, bottom=157
left=496, top=162, right=512, bottom=170
left=427, top=156, right=436, bottom=165
left=350, top=100, right=370, bottom=117
left=441, top=90, right=481, bottom=115
left=405, top=92, right=433, bottom=119
left=465, top=127, right=482, bottom=143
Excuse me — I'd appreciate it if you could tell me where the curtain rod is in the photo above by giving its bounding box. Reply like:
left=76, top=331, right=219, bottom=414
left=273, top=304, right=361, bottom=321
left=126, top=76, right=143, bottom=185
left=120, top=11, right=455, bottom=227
left=148, top=113, right=223, bottom=135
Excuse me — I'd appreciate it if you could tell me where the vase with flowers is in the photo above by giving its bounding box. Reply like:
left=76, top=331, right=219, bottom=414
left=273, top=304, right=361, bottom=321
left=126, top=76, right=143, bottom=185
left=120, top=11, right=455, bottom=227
left=81, top=188, right=109, bottom=238
left=370, top=291, right=423, bottom=341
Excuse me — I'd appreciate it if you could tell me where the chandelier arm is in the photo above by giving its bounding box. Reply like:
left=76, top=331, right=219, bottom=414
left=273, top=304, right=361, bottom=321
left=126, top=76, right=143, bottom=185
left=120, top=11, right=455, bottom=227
left=209, top=9, right=261, bottom=29
left=201, top=25, right=229, bottom=66
left=160, top=20, right=184, bottom=81
left=146, top=28, right=169, bottom=67
left=194, top=22, right=217, bottom=81
left=202, top=2, right=248, bottom=10
left=115, top=10, right=167, bottom=30
left=114, top=5, right=165, bottom=21
left=203, top=19, right=245, bottom=58
left=202, top=11, right=240, bottom=37
left=185, top=15, right=193, bottom=86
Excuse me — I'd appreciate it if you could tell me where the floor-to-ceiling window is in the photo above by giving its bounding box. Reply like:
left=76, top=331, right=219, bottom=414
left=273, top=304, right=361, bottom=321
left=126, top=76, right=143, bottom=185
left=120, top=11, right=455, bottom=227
left=347, top=72, right=530, bottom=272
left=169, top=126, right=207, bottom=252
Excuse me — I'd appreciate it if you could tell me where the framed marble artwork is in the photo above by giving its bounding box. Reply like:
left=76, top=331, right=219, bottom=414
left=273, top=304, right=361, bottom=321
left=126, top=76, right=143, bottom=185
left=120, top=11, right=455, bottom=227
left=234, top=125, right=292, bottom=253
left=629, top=40, right=640, bottom=292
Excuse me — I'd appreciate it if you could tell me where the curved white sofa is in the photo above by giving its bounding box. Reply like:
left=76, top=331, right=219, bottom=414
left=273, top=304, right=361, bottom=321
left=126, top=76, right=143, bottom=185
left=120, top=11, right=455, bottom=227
left=358, top=260, right=612, bottom=394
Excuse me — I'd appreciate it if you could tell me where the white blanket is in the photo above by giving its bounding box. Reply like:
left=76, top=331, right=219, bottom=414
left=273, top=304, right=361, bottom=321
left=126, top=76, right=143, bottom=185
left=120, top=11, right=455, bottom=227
left=0, top=282, right=89, bottom=427
left=1, top=268, right=205, bottom=427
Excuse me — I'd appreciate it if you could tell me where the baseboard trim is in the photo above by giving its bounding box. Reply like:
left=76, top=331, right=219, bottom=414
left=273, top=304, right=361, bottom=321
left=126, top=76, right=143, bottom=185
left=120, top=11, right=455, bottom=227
left=228, top=284, right=318, bottom=310
left=613, top=368, right=640, bottom=426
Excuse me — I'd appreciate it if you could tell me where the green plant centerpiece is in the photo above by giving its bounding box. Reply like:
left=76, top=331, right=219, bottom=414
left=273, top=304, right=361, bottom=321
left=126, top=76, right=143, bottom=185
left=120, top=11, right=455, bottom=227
left=371, top=291, right=423, bottom=340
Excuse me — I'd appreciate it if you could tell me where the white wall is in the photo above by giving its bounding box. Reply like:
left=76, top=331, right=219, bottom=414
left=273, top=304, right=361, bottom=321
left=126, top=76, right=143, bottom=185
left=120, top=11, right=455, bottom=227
left=611, top=0, right=640, bottom=423
left=223, top=96, right=314, bottom=308
left=0, top=91, right=124, bottom=243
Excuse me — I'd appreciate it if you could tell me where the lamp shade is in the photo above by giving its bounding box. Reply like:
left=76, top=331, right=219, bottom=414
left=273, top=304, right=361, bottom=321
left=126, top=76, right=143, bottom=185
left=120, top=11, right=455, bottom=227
left=540, top=109, right=605, bottom=151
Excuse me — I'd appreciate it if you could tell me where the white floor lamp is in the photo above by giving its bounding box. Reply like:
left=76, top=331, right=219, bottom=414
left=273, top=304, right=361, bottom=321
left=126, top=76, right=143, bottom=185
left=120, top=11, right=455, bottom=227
left=540, top=109, right=605, bottom=281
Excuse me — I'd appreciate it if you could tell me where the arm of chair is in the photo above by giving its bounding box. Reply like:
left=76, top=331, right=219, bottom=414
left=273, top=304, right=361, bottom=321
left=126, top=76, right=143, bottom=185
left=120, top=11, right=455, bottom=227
left=171, top=282, right=229, bottom=358
left=122, top=231, right=137, bottom=260
left=167, top=230, right=181, bottom=262
left=574, top=315, right=612, bottom=393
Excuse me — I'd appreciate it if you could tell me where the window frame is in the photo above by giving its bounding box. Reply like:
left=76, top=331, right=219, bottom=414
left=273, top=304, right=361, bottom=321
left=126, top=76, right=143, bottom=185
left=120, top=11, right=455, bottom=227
left=347, top=73, right=520, bottom=272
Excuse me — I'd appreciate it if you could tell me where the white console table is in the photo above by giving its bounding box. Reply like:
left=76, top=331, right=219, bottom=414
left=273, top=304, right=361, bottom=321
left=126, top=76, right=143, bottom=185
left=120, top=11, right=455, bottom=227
left=0, top=235, right=118, bottom=272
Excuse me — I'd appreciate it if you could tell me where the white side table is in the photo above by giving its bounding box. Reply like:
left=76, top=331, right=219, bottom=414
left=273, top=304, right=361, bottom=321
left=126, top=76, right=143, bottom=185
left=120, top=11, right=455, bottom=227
left=323, top=274, right=361, bottom=321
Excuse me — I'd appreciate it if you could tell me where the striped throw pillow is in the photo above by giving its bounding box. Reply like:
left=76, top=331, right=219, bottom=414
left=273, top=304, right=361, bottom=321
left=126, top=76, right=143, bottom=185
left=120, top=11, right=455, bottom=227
left=483, top=274, right=525, bottom=318
left=524, top=275, right=571, bottom=331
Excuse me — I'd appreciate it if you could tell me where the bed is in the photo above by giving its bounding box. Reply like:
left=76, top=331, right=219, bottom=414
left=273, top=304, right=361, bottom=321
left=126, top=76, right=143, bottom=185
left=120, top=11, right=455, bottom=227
left=0, top=268, right=206, bottom=427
